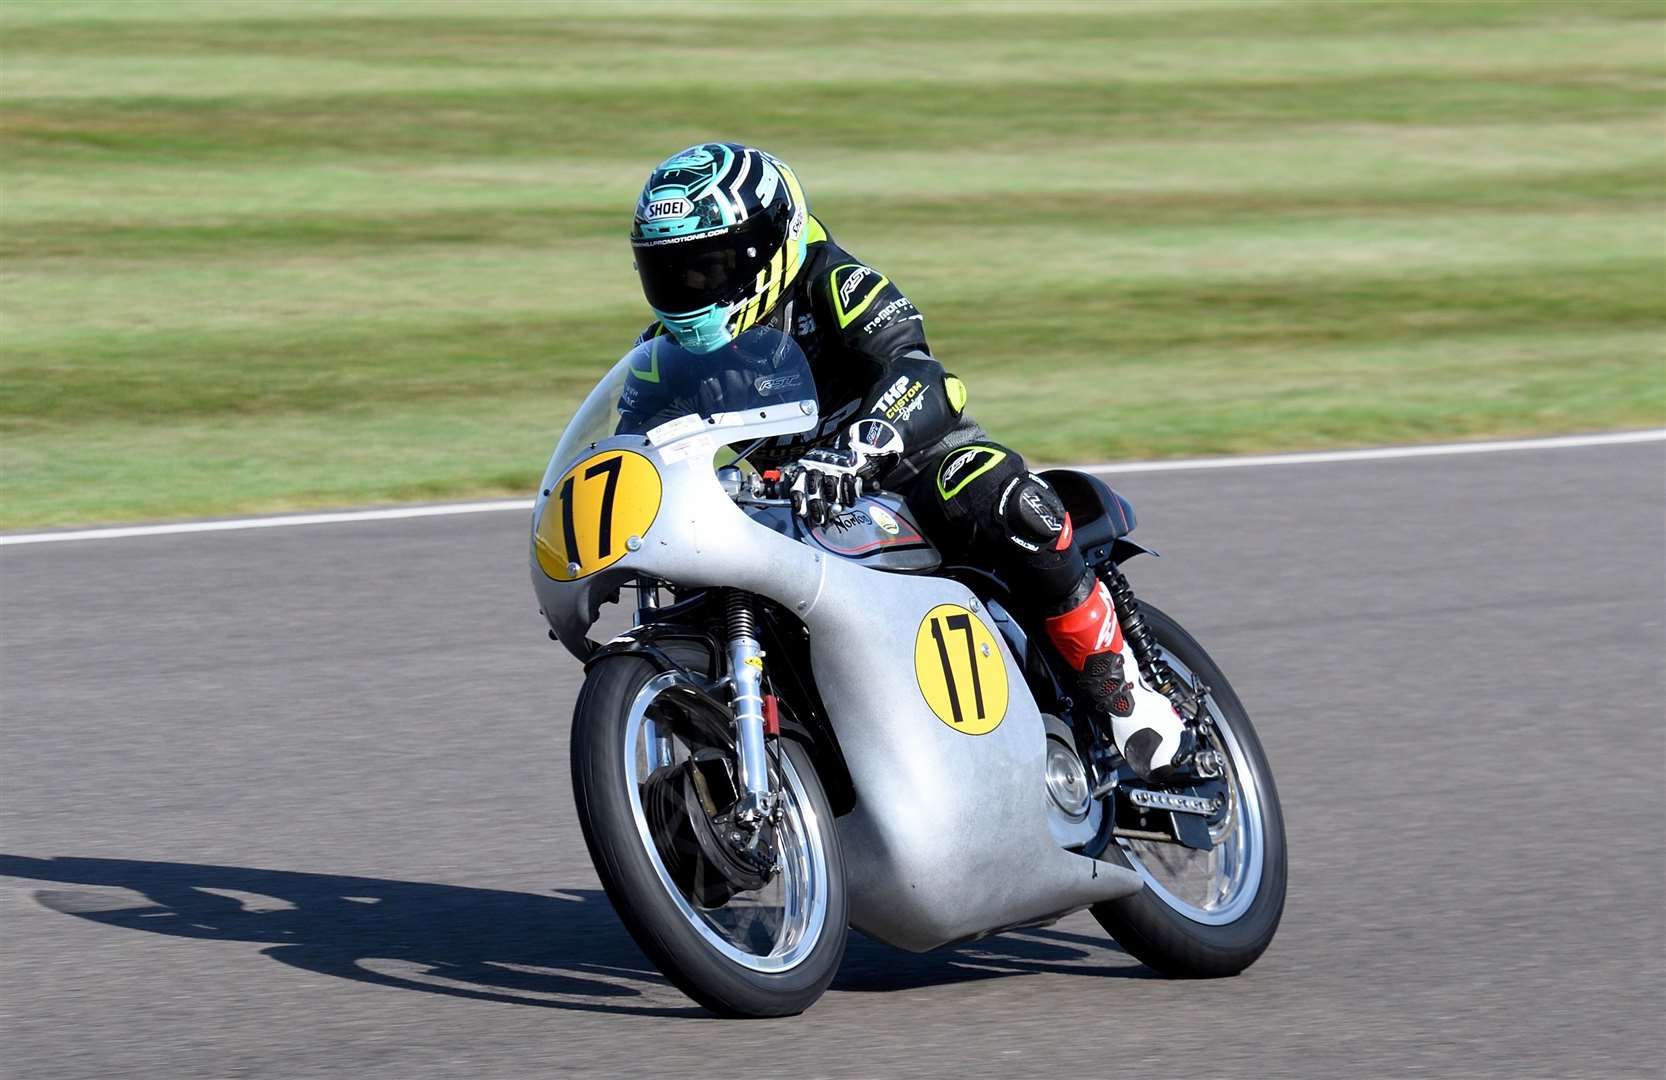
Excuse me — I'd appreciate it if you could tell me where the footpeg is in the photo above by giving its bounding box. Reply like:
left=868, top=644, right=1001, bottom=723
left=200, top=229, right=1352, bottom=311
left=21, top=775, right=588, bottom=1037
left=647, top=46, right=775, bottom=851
left=1113, top=778, right=1228, bottom=852
left=1125, top=787, right=1221, bottom=817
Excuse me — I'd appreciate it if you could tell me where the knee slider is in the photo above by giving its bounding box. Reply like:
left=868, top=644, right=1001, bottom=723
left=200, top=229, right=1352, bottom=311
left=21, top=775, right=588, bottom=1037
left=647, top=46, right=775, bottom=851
left=997, top=473, right=1068, bottom=553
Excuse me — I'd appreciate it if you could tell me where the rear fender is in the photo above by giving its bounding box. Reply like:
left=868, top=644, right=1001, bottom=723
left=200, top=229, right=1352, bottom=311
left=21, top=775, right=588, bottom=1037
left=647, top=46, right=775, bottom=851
left=1106, top=537, right=1159, bottom=568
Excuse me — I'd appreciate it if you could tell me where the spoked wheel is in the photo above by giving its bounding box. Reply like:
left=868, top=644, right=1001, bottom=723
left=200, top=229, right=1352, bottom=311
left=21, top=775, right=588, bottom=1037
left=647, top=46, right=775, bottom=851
left=571, top=642, right=847, bottom=1017
left=1092, top=603, right=1286, bottom=977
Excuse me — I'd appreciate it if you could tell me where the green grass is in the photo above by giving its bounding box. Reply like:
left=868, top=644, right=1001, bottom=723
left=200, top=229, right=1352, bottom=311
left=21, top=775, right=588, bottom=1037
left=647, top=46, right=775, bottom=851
left=2, top=0, right=1663, bottom=528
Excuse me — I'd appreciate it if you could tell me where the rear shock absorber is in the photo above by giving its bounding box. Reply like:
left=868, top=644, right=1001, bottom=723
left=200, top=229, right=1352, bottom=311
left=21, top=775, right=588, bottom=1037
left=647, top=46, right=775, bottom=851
left=725, top=591, right=774, bottom=820
left=1100, top=567, right=1175, bottom=695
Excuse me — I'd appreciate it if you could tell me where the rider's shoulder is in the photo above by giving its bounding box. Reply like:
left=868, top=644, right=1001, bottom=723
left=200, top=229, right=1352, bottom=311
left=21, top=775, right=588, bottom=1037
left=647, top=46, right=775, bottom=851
left=806, top=234, right=899, bottom=327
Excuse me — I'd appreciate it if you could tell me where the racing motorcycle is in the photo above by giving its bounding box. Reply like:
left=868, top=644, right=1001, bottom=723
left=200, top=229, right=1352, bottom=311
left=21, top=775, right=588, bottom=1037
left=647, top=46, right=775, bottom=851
left=531, top=327, right=1285, bottom=1017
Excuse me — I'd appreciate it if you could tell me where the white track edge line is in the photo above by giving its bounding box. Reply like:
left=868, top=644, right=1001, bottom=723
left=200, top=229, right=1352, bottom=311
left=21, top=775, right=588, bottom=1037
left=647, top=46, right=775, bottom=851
left=0, top=499, right=535, bottom=546
left=1061, top=428, right=1666, bottom=474
left=3, top=429, right=1661, bottom=547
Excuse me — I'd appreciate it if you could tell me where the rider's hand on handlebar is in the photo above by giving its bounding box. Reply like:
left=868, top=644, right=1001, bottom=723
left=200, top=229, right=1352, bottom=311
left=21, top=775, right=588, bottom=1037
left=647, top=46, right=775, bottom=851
left=784, top=419, right=906, bottom=527
left=787, top=447, right=863, bottom=526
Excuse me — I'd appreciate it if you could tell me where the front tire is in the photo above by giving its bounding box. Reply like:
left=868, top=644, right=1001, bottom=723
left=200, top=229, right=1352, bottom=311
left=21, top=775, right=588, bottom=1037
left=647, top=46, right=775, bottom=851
left=571, top=643, right=847, bottom=1017
left=1092, top=603, right=1287, bottom=977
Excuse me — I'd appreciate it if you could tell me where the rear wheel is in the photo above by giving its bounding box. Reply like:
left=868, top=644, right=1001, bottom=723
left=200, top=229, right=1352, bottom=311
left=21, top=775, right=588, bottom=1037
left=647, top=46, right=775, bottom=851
left=570, top=642, right=847, bottom=1017
left=1092, top=603, right=1287, bottom=977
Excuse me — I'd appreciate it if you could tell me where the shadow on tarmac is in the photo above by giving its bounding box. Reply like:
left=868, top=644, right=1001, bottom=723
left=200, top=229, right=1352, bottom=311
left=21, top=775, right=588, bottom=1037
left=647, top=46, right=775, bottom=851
left=1, top=854, right=1149, bottom=1017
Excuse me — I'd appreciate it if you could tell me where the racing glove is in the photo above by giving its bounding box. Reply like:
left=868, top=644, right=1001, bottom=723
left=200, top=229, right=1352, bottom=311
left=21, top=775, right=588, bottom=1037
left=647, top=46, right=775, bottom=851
left=785, top=419, right=905, bottom=526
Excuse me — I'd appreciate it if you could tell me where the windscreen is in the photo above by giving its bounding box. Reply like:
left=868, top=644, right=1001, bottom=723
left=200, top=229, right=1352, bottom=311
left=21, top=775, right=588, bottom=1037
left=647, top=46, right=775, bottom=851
left=615, top=325, right=812, bottom=434
left=546, top=326, right=817, bottom=482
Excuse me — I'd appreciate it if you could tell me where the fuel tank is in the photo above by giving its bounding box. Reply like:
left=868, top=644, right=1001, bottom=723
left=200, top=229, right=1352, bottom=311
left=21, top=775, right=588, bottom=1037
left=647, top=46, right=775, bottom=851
left=807, top=494, right=940, bottom=572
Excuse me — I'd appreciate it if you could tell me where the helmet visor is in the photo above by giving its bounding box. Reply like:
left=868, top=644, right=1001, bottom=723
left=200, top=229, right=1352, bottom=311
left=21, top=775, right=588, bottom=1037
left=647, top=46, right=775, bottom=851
left=631, top=213, right=780, bottom=316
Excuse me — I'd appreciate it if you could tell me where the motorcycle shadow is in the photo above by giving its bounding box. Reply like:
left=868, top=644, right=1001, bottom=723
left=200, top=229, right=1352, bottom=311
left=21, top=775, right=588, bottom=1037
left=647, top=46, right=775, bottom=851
left=0, top=854, right=1149, bottom=1018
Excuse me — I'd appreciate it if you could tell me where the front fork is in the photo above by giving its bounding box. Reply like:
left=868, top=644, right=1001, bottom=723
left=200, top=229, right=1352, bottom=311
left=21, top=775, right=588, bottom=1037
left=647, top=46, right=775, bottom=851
left=631, top=582, right=777, bottom=818
left=724, top=591, right=777, bottom=823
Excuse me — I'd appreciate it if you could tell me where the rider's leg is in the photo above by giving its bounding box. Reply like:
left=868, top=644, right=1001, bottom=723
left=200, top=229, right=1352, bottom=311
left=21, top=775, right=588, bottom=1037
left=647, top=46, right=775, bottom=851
left=909, top=443, right=1188, bottom=781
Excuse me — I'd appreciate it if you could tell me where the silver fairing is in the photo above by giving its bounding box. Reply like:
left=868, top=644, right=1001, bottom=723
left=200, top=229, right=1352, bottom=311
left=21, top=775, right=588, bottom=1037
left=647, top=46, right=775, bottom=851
left=533, top=434, right=1142, bottom=952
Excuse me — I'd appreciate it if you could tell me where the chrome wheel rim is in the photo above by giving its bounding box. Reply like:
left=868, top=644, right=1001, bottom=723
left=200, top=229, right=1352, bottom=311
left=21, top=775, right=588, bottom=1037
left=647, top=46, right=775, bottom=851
left=1114, top=652, right=1266, bottom=925
left=623, top=672, right=830, bottom=972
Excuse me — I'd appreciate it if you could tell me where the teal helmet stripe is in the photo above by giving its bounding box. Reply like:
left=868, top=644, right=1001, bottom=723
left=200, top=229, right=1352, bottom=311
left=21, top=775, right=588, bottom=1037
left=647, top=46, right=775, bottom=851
left=634, top=145, right=746, bottom=240
left=686, top=141, right=736, bottom=227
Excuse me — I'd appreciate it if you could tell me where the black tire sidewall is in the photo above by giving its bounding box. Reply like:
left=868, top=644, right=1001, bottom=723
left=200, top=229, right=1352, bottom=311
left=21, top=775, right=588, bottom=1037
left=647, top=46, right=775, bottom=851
left=570, top=643, right=848, bottom=1017
left=1092, top=603, right=1288, bottom=978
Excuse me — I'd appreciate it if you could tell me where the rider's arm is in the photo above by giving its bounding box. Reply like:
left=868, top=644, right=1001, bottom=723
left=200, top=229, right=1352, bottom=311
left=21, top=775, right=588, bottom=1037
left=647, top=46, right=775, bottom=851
left=817, top=259, right=968, bottom=461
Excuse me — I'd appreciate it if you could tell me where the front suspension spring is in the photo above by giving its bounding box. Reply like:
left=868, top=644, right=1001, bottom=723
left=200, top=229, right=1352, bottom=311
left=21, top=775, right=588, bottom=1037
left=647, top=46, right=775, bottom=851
left=725, top=590, right=758, bottom=640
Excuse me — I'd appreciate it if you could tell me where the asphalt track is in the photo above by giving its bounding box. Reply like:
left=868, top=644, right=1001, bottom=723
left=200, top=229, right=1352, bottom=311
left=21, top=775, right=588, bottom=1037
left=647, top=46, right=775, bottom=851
left=2, top=440, right=1662, bottom=1079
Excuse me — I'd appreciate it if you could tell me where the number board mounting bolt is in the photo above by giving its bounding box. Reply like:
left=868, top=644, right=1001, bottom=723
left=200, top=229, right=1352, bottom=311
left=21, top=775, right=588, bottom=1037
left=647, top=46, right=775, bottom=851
left=566, top=562, right=581, bottom=577
left=626, top=535, right=643, bottom=552
left=799, top=401, right=813, bottom=415
left=981, top=643, right=991, bottom=657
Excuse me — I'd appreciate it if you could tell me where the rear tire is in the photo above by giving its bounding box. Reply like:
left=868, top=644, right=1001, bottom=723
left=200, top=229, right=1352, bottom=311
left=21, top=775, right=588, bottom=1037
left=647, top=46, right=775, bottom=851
left=1092, top=604, right=1286, bottom=977
left=571, top=643, right=847, bottom=1017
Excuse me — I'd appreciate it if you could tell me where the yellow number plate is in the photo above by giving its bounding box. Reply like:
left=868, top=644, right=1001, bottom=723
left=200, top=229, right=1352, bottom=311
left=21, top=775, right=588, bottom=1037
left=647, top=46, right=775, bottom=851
left=535, top=450, right=662, bottom=581
left=914, top=604, right=1009, bottom=735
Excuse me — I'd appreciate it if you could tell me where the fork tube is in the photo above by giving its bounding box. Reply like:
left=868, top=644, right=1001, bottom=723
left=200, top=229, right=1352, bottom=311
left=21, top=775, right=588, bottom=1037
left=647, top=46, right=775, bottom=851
left=725, top=592, right=774, bottom=817
left=636, top=578, right=671, bottom=768
left=633, top=577, right=661, bottom=627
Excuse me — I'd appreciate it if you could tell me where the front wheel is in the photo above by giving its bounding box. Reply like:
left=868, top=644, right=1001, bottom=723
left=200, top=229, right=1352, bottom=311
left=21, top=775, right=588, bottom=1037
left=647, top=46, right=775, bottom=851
left=1092, top=603, right=1287, bottom=977
left=570, top=643, right=847, bottom=1017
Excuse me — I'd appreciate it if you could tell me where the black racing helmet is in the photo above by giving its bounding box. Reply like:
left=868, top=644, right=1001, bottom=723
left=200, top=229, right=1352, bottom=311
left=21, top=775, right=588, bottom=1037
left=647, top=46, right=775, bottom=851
left=630, top=142, right=809, bottom=353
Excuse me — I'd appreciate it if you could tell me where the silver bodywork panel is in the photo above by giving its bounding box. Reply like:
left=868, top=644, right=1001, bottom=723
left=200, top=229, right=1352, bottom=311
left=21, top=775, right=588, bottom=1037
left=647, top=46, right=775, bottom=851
left=533, top=432, right=1142, bottom=952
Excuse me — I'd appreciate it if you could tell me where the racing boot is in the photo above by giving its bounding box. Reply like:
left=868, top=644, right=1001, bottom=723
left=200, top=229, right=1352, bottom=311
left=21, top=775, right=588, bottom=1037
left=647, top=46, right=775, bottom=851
left=1045, top=575, right=1190, bottom=782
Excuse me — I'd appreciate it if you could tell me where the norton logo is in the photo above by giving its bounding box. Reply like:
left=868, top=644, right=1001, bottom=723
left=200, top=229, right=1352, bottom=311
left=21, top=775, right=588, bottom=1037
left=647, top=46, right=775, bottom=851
left=641, top=198, right=692, bottom=222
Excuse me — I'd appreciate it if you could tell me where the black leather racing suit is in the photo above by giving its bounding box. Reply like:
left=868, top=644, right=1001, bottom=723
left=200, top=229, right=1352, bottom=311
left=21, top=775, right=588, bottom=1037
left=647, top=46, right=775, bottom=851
left=635, top=217, right=1093, bottom=615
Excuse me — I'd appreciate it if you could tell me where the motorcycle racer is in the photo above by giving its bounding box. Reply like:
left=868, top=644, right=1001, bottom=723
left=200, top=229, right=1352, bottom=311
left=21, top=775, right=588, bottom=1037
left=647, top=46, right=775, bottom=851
left=626, top=142, right=1189, bottom=781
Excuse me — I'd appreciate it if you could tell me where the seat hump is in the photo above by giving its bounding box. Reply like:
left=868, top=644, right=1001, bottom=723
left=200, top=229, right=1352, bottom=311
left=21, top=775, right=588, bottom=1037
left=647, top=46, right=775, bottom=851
left=1038, top=469, right=1137, bottom=554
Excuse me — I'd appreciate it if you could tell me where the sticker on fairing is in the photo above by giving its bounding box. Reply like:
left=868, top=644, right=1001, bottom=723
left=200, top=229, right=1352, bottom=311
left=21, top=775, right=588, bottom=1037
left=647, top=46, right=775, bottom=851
left=914, top=604, right=1009, bottom=735
left=647, top=414, right=705, bottom=446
